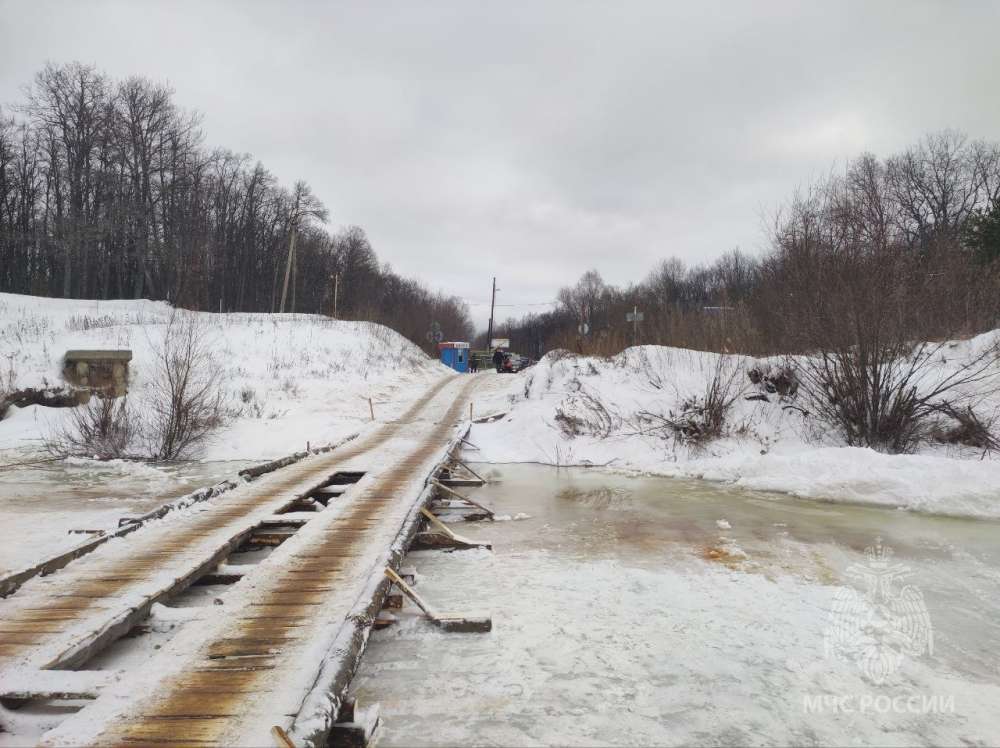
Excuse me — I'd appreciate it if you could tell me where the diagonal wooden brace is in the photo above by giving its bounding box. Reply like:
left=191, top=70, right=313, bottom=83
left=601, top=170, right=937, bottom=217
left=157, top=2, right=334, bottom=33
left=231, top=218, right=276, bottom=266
left=383, top=567, right=491, bottom=633
left=450, top=458, right=487, bottom=483
left=430, top=480, right=494, bottom=519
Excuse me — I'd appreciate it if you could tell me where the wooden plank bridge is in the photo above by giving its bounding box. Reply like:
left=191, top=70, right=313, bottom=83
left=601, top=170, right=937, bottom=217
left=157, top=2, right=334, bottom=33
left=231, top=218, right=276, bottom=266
left=0, top=374, right=487, bottom=747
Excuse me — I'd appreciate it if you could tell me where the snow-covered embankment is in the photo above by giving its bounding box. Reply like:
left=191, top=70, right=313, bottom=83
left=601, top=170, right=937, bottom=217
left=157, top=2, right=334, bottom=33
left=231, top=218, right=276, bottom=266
left=0, top=292, right=450, bottom=461
left=471, top=342, right=1000, bottom=519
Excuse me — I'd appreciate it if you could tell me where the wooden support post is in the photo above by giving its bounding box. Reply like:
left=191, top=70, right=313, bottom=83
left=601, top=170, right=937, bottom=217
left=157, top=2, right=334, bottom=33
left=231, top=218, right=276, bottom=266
left=368, top=398, right=375, bottom=421
left=328, top=700, right=380, bottom=748
left=430, top=479, right=494, bottom=519
left=469, top=402, right=473, bottom=421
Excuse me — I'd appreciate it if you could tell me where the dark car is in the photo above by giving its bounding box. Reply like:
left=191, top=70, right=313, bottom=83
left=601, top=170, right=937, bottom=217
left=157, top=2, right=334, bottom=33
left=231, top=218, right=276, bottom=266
left=500, top=353, right=535, bottom=373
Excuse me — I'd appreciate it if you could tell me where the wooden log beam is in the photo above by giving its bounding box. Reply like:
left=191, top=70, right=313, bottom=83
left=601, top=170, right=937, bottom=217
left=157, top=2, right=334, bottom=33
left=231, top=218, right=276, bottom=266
left=438, top=478, right=484, bottom=487
left=419, top=507, right=492, bottom=548
left=410, top=531, right=485, bottom=551
left=287, top=428, right=467, bottom=747
left=0, top=669, right=119, bottom=701
left=430, top=480, right=494, bottom=519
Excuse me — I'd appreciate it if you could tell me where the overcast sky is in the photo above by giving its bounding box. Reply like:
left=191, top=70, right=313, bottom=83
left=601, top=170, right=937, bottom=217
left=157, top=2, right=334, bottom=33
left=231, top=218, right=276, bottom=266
left=2, top=1, right=999, bottom=328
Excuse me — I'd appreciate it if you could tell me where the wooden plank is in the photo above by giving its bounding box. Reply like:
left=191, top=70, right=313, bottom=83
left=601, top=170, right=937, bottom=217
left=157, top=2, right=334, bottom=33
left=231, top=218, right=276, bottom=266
left=121, top=716, right=233, bottom=742
left=410, top=531, right=486, bottom=551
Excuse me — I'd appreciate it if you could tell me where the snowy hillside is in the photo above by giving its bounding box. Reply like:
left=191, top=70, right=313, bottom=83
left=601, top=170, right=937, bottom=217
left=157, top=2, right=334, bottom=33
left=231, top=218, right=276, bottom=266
left=0, top=293, right=451, bottom=461
left=471, top=341, right=1000, bottom=519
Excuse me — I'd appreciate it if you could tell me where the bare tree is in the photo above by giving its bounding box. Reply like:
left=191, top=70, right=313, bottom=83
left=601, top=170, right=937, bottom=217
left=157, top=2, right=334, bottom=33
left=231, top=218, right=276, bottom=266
left=24, top=62, right=109, bottom=298
left=144, top=314, right=224, bottom=460
left=2, top=62, right=475, bottom=350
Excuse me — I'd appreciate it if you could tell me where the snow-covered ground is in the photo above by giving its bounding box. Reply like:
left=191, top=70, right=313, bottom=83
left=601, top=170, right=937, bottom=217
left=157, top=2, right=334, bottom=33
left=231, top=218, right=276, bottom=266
left=0, top=292, right=450, bottom=461
left=470, top=342, right=1000, bottom=520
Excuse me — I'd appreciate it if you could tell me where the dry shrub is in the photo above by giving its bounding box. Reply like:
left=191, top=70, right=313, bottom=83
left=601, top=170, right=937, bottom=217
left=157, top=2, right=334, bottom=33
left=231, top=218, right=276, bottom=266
left=50, top=395, right=139, bottom=459
left=554, top=385, right=619, bottom=438
left=144, top=315, right=224, bottom=460
left=797, top=340, right=999, bottom=454
left=638, top=356, right=743, bottom=445
left=0, top=355, right=17, bottom=418
left=764, top=184, right=1000, bottom=453
left=929, top=402, right=1000, bottom=453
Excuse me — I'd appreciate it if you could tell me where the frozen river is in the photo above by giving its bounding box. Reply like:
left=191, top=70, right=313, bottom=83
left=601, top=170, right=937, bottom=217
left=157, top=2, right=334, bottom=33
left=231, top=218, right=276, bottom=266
left=350, top=464, right=1000, bottom=746
left=0, top=457, right=252, bottom=574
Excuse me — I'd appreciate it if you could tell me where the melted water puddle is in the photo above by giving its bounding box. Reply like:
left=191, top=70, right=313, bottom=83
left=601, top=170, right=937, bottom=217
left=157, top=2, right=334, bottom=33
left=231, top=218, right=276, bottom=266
left=0, top=458, right=252, bottom=573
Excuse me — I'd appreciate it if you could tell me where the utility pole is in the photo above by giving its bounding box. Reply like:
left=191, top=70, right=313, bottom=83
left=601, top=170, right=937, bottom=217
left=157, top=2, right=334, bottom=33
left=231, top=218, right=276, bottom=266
left=290, top=237, right=297, bottom=313
left=486, top=276, right=497, bottom=347
left=331, top=273, right=340, bottom=318
left=279, top=224, right=297, bottom=313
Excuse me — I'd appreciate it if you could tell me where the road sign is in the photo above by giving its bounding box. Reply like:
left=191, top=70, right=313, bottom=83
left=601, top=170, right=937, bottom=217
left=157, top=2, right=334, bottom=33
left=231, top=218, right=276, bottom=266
left=490, top=338, right=510, bottom=349
left=627, top=306, right=643, bottom=346
left=426, top=321, right=444, bottom=343
left=577, top=322, right=590, bottom=335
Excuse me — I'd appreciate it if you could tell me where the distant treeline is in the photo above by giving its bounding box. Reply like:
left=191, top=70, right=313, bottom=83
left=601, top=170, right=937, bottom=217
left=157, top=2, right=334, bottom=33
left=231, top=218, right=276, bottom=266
left=0, top=62, right=474, bottom=351
left=497, top=131, right=1000, bottom=357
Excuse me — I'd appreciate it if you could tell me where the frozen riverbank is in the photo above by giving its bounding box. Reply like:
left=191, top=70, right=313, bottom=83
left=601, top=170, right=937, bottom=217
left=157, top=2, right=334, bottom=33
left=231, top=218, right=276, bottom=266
left=470, top=343, right=1000, bottom=520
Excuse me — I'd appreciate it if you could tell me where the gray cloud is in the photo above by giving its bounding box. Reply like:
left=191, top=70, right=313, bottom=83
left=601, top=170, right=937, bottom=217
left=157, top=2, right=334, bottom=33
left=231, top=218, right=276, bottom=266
left=2, top=0, right=998, bottom=326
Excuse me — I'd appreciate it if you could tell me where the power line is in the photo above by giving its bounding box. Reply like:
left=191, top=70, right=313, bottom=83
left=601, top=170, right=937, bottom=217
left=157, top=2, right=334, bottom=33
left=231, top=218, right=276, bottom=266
left=465, top=301, right=558, bottom=307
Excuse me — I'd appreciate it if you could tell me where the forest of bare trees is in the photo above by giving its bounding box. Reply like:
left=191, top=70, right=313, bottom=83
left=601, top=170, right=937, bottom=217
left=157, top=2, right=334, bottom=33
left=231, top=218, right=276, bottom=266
left=0, top=62, right=474, bottom=351
left=498, top=131, right=1000, bottom=359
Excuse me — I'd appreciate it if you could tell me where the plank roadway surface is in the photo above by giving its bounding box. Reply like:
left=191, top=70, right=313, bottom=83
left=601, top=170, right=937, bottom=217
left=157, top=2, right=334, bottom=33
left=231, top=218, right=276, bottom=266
left=0, top=374, right=480, bottom=747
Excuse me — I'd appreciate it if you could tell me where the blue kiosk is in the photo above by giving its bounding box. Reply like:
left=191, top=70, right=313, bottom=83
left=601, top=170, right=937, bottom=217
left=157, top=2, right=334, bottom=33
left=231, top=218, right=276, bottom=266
left=438, top=341, right=470, bottom=372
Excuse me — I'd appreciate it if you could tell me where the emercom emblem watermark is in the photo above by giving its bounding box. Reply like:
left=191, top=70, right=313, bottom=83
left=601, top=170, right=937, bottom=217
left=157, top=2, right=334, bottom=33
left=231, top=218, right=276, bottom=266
left=823, top=536, right=934, bottom=684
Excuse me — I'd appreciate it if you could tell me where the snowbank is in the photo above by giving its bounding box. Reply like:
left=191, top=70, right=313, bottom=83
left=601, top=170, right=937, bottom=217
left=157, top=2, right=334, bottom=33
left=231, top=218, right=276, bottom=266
left=0, top=292, right=450, bottom=461
left=471, top=342, right=1000, bottom=520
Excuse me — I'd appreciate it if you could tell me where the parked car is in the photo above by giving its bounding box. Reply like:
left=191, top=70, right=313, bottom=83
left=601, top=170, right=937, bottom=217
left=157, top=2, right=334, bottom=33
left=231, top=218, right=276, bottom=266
left=500, top=353, right=535, bottom=373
